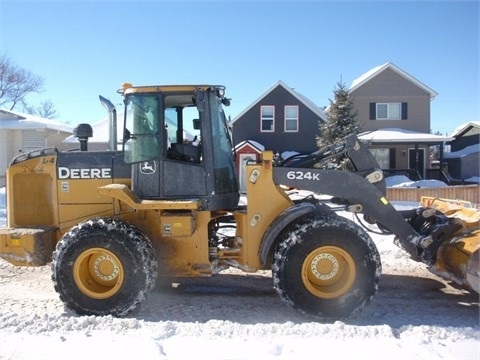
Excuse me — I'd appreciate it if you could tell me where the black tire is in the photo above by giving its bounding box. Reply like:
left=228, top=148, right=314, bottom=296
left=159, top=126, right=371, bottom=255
left=272, top=214, right=381, bottom=320
left=52, top=218, right=157, bottom=316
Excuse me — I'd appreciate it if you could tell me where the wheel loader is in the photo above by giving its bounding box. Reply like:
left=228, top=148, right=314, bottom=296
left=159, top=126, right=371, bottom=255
left=0, top=84, right=478, bottom=320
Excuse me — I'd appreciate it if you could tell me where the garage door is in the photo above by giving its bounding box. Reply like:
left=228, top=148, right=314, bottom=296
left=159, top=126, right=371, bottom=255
left=22, top=130, right=45, bottom=152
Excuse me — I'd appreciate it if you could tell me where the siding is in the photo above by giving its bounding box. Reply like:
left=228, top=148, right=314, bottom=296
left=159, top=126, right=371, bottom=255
left=232, top=86, right=321, bottom=154
left=350, top=68, right=431, bottom=133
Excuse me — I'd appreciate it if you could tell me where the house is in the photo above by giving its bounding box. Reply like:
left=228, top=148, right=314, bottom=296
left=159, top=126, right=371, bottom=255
left=443, top=121, right=480, bottom=183
left=358, top=128, right=453, bottom=180
left=230, top=80, right=326, bottom=155
left=234, top=140, right=264, bottom=193
left=349, top=62, right=451, bottom=179
left=0, top=109, right=73, bottom=187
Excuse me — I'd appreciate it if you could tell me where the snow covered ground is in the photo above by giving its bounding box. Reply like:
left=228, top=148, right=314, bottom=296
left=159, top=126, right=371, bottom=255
left=0, top=185, right=479, bottom=359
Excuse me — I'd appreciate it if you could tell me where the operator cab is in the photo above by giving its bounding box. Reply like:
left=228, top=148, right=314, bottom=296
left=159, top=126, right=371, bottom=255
left=119, top=84, right=239, bottom=210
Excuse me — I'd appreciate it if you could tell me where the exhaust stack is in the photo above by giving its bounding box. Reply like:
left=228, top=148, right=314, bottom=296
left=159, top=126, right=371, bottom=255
left=99, top=95, right=117, bottom=151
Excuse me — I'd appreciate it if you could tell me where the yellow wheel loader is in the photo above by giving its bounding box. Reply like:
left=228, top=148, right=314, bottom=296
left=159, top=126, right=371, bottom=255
left=0, top=84, right=478, bottom=320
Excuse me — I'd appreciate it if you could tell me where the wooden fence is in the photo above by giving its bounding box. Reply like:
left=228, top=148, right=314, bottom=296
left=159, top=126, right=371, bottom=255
left=386, top=185, right=479, bottom=206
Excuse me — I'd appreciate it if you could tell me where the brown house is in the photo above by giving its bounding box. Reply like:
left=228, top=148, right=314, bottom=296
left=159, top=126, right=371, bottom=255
left=350, top=62, right=451, bottom=179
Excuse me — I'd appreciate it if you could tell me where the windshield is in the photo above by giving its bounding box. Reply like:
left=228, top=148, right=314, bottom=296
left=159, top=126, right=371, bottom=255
left=123, top=94, right=161, bottom=163
left=208, top=93, right=237, bottom=194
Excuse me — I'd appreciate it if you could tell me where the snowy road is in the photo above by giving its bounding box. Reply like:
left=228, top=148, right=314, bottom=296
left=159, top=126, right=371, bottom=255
left=1, top=228, right=479, bottom=359
left=0, top=186, right=479, bottom=359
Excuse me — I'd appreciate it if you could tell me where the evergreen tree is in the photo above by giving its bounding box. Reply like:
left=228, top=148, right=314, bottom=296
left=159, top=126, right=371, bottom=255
left=315, top=81, right=361, bottom=169
left=317, top=81, right=360, bottom=148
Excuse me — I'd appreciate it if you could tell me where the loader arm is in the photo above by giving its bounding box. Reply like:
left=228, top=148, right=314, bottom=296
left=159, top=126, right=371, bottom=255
left=273, top=135, right=430, bottom=261
left=273, top=136, right=476, bottom=278
left=272, top=166, right=418, bottom=256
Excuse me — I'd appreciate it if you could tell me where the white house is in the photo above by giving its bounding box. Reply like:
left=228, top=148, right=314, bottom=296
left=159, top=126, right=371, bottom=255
left=0, top=109, right=72, bottom=186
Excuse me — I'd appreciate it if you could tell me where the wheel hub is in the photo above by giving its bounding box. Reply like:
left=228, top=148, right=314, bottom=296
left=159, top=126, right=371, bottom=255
left=73, top=248, right=125, bottom=299
left=302, top=245, right=356, bottom=299
left=310, top=253, right=339, bottom=280
left=92, top=255, right=120, bottom=281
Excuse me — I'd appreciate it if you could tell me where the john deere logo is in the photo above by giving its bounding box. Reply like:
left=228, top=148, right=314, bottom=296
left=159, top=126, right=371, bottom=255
left=140, top=161, right=156, bottom=174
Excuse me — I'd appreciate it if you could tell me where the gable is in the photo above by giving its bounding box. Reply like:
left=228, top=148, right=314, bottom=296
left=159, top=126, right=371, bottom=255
left=351, top=67, right=431, bottom=98
left=349, top=62, right=437, bottom=99
left=231, top=80, right=325, bottom=124
left=450, top=121, right=480, bottom=137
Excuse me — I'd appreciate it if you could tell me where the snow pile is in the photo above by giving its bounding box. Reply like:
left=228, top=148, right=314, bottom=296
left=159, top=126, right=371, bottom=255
left=385, top=175, right=448, bottom=188
left=0, top=188, right=479, bottom=359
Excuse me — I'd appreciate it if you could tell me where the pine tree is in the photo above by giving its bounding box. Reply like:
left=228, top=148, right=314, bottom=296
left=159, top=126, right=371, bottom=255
left=315, top=81, right=361, bottom=169
left=317, top=81, right=360, bottom=148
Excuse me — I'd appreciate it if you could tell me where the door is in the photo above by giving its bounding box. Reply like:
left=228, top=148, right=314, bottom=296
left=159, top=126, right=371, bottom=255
left=408, top=148, right=425, bottom=179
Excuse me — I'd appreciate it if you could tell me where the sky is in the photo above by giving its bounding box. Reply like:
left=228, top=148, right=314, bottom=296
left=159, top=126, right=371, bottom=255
left=0, top=0, right=478, bottom=136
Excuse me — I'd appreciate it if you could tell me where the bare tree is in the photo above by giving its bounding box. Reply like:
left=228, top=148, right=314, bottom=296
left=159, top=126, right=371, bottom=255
left=0, top=53, right=44, bottom=111
left=23, top=99, right=58, bottom=119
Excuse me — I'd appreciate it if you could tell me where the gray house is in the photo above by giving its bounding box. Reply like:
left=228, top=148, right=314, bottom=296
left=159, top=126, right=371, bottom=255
left=230, top=81, right=326, bottom=155
left=444, top=121, right=480, bottom=183
left=0, top=109, right=72, bottom=187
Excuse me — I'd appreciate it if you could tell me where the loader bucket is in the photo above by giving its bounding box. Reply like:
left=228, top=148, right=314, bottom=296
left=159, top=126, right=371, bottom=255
left=420, top=197, right=480, bottom=294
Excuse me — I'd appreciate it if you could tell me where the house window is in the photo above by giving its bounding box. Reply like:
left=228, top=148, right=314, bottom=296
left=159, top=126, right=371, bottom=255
left=369, top=148, right=390, bottom=169
left=370, top=102, right=407, bottom=120
left=377, top=103, right=400, bottom=120
left=284, top=106, right=298, bottom=132
left=261, top=106, right=274, bottom=132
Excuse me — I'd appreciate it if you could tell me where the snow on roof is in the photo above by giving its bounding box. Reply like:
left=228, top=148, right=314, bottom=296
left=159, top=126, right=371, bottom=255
left=349, top=62, right=438, bottom=100
left=358, top=128, right=453, bottom=144
left=230, top=80, right=326, bottom=125
left=63, top=112, right=124, bottom=143
left=234, top=139, right=265, bottom=151
left=0, top=108, right=73, bottom=133
left=444, top=143, right=480, bottom=158
left=449, top=121, right=480, bottom=137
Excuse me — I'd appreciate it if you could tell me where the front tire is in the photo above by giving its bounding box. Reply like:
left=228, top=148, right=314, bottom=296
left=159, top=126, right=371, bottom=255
left=52, top=218, right=157, bottom=316
left=273, top=214, right=381, bottom=320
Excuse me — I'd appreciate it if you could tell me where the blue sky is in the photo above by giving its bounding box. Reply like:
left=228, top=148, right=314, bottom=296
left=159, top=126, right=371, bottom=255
left=1, top=0, right=478, bottom=135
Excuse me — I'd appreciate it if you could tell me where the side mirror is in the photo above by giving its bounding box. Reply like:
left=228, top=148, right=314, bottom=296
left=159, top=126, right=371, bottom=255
left=124, top=128, right=131, bottom=142
left=193, top=118, right=200, bottom=130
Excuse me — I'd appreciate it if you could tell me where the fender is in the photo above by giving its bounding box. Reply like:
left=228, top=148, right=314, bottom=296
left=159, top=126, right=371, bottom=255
left=259, top=202, right=318, bottom=267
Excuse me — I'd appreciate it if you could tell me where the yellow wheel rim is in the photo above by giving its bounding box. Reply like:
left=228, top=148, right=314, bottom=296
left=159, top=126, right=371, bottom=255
left=73, top=248, right=125, bottom=299
left=301, top=245, right=356, bottom=299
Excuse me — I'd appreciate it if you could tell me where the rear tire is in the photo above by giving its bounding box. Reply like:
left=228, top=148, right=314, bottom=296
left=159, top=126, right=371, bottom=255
left=52, top=218, right=157, bottom=316
left=273, top=214, right=381, bottom=320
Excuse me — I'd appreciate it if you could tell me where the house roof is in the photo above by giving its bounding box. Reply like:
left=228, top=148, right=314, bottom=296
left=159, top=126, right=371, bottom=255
left=449, top=121, right=480, bottom=138
left=234, top=139, right=265, bottom=152
left=0, top=108, right=73, bottom=133
left=349, top=62, right=438, bottom=100
left=230, top=80, right=326, bottom=124
left=358, top=128, right=453, bottom=144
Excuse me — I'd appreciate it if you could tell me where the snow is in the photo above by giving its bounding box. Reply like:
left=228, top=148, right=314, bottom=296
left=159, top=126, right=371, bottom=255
left=385, top=175, right=448, bottom=188
left=444, top=144, right=480, bottom=159
left=0, top=186, right=478, bottom=359
left=358, top=127, right=453, bottom=143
